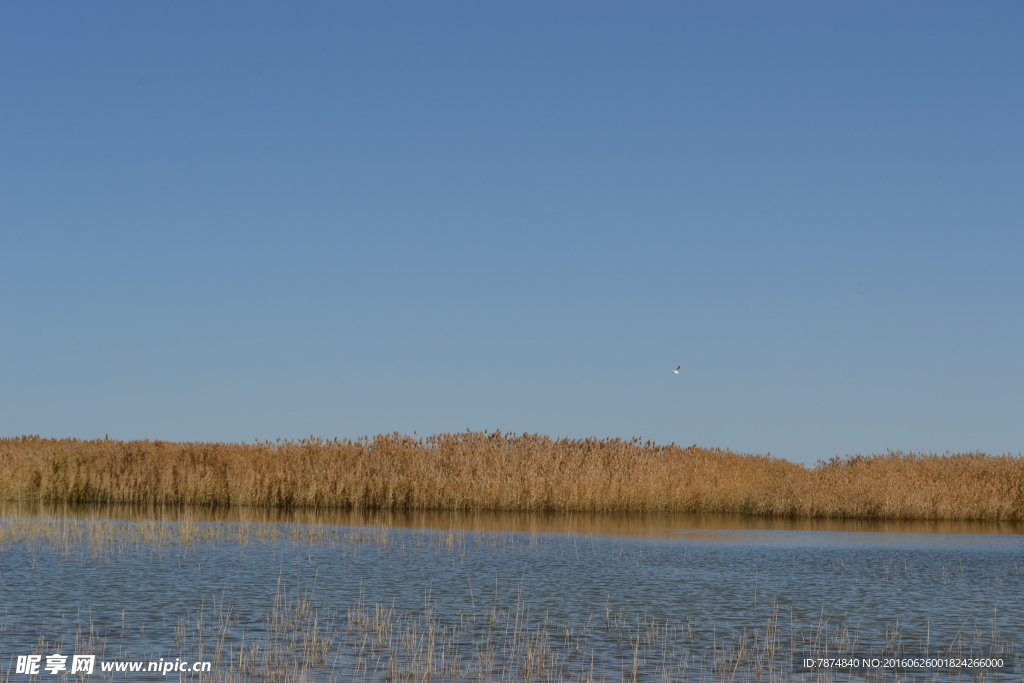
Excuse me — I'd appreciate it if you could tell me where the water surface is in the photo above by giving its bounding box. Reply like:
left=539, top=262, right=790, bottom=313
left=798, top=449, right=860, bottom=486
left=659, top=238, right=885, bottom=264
left=1, top=506, right=1021, bottom=681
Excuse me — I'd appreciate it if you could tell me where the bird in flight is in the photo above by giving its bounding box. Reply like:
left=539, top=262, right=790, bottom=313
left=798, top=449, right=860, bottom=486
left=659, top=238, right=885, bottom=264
left=672, top=366, right=680, bottom=374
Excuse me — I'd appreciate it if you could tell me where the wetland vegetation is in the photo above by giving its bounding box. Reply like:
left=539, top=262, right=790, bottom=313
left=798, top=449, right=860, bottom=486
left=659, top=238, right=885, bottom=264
left=4, top=435, right=1022, bottom=680
left=3, top=433, right=1023, bottom=520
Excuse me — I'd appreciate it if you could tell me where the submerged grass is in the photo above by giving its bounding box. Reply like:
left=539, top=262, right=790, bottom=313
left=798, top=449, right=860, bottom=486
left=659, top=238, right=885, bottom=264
left=116, top=582, right=1023, bottom=683
left=2, top=433, right=1023, bottom=520
left=2, top=561, right=1017, bottom=683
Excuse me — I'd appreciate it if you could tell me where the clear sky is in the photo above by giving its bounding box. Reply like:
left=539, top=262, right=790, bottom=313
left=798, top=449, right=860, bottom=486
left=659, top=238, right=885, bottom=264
left=2, top=2, right=1021, bottom=465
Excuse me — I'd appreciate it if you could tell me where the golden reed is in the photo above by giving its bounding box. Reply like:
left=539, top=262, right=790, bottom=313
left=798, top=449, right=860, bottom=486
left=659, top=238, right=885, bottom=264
left=1, top=433, right=1022, bottom=520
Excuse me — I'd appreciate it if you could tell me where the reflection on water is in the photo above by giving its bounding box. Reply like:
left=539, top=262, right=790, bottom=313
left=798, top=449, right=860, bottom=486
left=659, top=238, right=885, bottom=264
left=0, top=505, right=1022, bottom=681
left=4, top=501, right=1023, bottom=537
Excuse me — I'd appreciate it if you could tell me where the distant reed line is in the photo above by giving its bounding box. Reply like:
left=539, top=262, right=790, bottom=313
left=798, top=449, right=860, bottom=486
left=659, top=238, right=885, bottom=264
left=1, top=433, right=1022, bottom=520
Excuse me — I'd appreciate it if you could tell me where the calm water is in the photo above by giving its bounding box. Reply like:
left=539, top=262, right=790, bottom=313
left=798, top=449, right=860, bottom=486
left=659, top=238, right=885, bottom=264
left=1, top=507, right=1022, bottom=682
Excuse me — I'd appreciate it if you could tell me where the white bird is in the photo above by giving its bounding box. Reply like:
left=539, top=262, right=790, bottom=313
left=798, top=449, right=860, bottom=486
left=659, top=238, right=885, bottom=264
left=672, top=366, right=680, bottom=374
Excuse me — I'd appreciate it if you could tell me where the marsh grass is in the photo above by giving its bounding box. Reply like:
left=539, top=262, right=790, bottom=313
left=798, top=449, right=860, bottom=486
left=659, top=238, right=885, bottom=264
left=3, top=579, right=1016, bottom=683
left=2, top=433, right=1023, bottom=520
left=213, top=579, right=1021, bottom=683
left=0, top=517, right=394, bottom=565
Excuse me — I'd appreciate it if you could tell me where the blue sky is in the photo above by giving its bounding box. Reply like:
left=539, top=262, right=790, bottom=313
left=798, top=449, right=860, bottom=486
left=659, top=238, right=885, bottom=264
left=2, top=2, right=1021, bottom=464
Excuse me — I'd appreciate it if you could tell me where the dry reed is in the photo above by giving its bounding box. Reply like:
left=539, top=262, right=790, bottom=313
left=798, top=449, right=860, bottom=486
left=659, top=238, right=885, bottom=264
left=1, top=433, right=1022, bottom=520
left=4, top=578, right=1015, bottom=683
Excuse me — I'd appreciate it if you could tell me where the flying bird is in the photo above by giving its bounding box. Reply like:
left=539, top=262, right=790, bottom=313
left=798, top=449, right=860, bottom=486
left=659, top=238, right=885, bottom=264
left=672, top=366, right=680, bottom=374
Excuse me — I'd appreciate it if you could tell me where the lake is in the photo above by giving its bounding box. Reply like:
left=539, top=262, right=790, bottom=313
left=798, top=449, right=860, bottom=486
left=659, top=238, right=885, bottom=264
left=1, top=505, right=1021, bottom=682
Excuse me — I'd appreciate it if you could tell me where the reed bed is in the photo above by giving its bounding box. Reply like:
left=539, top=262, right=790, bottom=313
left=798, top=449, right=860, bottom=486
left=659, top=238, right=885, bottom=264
left=2, top=433, right=1023, bottom=520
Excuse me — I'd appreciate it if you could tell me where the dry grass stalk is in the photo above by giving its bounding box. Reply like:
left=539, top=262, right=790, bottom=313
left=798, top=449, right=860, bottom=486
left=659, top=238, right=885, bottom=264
left=1, top=434, right=1022, bottom=520
left=8, top=583, right=1014, bottom=683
